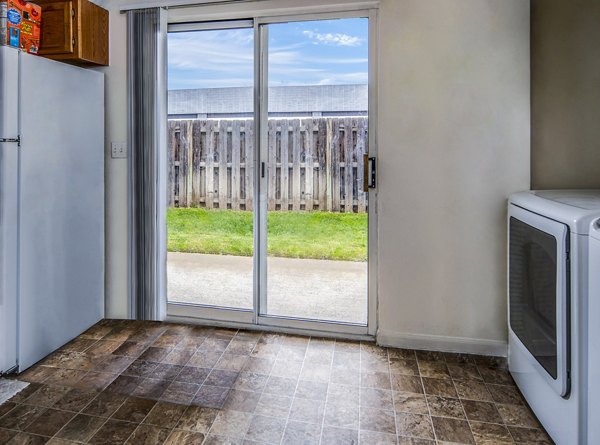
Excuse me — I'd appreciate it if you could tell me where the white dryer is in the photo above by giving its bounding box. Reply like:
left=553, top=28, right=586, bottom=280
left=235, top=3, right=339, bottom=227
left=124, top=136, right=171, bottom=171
left=508, top=190, right=600, bottom=445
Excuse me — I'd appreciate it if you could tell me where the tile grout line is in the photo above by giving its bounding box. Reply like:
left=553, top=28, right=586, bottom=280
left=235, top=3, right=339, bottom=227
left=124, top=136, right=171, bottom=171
left=478, top=363, right=517, bottom=444
left=213, top=336, right=339, bottom=441
left=385, top=346, right=400, bottom=445
left=40, top=367, right=130, bottom=444
left=416, top=354, right=439, bottom=444
left=473, top=362, right=521, bottom=444
left=132, top=330, right=200, bottom=445
left=17, top=377, right=116, bottom=442
left=449, top=359, right=515, bottom=445
left=279, top=334, right=310, bottom=445
left=62, top=325, right=189, bottom=444
left=239, top=328, right=272, bottom=444
left=201, top=327, right=242, bottom=443
left=204, top=328, right=269, bottom=443
left=9, top=334, right=248, bottom=445
left=483, top=375, right=519, bottom=445
left=13, top=332, right=109, bottom=441
left=147, top=328, right=220, bottom=444
left=459, top=361, right=488, bottom=445
left=63, top=327, right=168, bottom=444
left=316, top=337, right=334, bottom=445
left=453, top=374, right=475, bottom=445
left=153, top=325, right=227, bottom=445
left=359, top=342, right=365, bottom=443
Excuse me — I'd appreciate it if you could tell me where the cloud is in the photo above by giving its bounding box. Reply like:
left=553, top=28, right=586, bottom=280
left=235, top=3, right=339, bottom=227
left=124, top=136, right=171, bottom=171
left=316, top=72, right=368, bottom=85
left=168, top=29, right=254, bottom=73
left=304, top=56, right=368, bottom=65
left=167, top=28, right=368, bottom=89
left=302, top=30, right=364, bottom=46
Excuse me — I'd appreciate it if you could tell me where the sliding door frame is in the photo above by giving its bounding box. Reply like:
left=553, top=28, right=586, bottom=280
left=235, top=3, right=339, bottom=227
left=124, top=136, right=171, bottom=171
left=167, top=18, right=256, bottom=326
left=166, top=8, right=378, bottom=339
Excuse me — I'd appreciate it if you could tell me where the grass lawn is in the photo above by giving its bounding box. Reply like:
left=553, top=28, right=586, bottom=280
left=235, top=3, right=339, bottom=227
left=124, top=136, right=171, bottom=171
left=167, top=208, right=367, bottom=261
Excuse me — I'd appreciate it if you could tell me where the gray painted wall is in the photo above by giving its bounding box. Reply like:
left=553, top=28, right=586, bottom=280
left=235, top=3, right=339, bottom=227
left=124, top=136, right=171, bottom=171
left=531, top=0, right=600, bottom=189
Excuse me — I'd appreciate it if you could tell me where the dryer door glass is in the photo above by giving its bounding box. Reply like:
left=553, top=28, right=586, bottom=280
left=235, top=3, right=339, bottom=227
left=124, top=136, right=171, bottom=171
left=509, top=217, right=561, bottom=379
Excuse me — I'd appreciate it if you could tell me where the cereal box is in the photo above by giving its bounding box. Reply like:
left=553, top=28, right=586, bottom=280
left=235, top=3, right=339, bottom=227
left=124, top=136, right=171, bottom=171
left=1, top=0, right=24, bottom=48
left=20, top=0, right=40, bottom=53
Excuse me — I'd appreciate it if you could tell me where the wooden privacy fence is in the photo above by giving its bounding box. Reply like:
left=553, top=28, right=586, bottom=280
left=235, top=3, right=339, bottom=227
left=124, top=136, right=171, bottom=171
left=168, top=117, right=368, bottom=213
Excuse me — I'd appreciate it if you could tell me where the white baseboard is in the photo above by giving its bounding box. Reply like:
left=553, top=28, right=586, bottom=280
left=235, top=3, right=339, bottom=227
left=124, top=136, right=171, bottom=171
left=376, top=330, right=507, bottom=357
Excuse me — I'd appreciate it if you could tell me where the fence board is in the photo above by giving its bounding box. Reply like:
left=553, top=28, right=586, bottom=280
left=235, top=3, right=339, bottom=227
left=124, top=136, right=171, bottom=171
left=325, top=119, right=333, bottom=211
left=231, top=120, right=241, bottom=210
left=185, top=121, right=193, bottom=207
left=268, top=121, right=277, bottom=211
left=344, top=118, right=354, bottom=213
left=218, top=122, right=228, bottom=209
left=356, top=118, right=368, bottom=212
left=280, top=122, right=289, bottom=211
left=291, top=120, right=301, bottom=211
left=168, top=117, right=368, bottom=213
left=192, top=121, right=202, bottom=205
left=179, top=121, right=189, bottom=208
left=168, top=121, right=176, bottom=206
left=244, top=119, right=254, bottom=211
left=205, top=121, right=215, bottom=208
left=331, top=120, right=341, bottom=212
left=304, top=119, right=314, bottom=210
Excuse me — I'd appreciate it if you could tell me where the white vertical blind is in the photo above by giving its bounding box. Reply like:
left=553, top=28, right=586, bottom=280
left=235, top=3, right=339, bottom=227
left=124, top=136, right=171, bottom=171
left=127, top=7, right=168, bottom=321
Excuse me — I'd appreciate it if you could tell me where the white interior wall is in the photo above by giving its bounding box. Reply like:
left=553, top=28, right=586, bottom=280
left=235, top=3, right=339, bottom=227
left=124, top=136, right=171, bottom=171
left=376, top=0, right=529, bottom=355
left=101, top=0, right=530, bottom=355
left=96, top=9, right=128, bottom=318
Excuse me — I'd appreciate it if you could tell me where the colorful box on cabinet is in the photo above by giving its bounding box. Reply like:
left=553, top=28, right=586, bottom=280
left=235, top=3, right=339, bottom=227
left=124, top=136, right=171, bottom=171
left=1, top=0, right=23, bottom=47
left=20, top=1, right=41, bottom=53
left=1, top=0, right=41, bottom=53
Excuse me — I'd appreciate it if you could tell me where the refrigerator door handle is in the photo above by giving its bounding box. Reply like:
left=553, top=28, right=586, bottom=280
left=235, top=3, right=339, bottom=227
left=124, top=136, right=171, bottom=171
left=0, top=136, right=20, bottom=146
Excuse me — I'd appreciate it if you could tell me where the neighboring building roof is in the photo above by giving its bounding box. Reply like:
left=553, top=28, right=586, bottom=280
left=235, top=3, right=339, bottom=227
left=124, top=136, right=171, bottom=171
left=168, top=84, right=368, bottom=118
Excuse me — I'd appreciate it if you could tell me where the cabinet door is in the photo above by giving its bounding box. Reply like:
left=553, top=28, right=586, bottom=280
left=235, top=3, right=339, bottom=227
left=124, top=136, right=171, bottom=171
left=38, top=1, right=74, bottom=55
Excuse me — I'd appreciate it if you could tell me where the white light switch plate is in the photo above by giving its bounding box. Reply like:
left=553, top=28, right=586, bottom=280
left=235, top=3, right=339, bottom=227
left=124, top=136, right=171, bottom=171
left=111, top=142, right=127, bottom=159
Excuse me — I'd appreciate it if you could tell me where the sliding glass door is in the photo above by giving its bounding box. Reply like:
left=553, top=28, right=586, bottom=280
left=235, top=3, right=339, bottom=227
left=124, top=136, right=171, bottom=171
left=166, top=21, right=256, bottom=323
left=166, top=11, right=377, bottom=336
left=261, top=18, right=370, bottom=326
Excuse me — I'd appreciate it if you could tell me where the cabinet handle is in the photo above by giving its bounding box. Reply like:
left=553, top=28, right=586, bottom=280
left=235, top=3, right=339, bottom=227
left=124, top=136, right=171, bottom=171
left=72, top=38, right=76, bottom=47
left=72, top=8, right=75, bottom=17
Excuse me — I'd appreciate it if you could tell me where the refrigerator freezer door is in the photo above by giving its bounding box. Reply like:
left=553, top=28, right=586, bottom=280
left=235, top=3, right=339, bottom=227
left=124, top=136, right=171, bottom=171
left=18, top=51, right=105, bottom=371
left=0, top=46, right=19, bottom=374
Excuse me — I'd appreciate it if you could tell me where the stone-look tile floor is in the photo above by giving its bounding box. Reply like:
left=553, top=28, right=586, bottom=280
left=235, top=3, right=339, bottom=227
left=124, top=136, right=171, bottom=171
left=0, top=320, right=553, bottom=445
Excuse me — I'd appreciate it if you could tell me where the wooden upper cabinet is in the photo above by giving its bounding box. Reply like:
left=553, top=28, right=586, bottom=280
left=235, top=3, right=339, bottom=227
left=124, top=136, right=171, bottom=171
left=37, top=1, right=74, bottom=55
left=37, top=0, right=108, bottom=66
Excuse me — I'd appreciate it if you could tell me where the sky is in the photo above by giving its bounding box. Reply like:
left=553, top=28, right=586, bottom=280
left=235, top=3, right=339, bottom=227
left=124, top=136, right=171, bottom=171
left=167, top=18, right=368, bottom=90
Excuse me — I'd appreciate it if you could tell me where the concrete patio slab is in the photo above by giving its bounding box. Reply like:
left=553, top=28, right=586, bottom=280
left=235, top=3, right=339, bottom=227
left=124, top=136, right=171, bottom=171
left=167, top=252, right=368, bottom=324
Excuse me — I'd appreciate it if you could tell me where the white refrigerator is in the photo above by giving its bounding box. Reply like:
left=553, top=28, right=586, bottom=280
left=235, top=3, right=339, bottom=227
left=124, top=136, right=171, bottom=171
left=0, top=46, right=105, bottom=373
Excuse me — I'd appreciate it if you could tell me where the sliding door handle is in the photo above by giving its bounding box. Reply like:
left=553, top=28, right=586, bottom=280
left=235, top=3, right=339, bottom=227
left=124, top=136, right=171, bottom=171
left=363, top=155, right=376, bottom=192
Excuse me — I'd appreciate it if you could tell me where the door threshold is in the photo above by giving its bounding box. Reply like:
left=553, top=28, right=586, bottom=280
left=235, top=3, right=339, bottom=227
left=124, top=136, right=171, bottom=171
left=165, top=313, right=374, bottom=342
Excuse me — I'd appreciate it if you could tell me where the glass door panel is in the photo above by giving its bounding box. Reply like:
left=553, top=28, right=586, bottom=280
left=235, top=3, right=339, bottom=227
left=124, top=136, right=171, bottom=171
left=508, top=205, right=569, bottom=397
left=166, top=26, right=255, bottom=311
left=262, top=18, right=370, bottom=324
left=509, top=216, right=559, bottom=378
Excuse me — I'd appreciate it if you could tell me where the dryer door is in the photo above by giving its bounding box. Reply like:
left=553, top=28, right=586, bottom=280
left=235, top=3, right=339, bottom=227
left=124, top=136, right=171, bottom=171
left=509, top=204, right=570, bottom=397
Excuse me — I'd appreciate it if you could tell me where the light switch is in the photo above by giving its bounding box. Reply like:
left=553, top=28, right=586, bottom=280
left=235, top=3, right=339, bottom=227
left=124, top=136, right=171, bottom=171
left=111, top=142, right=127, bottom=159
